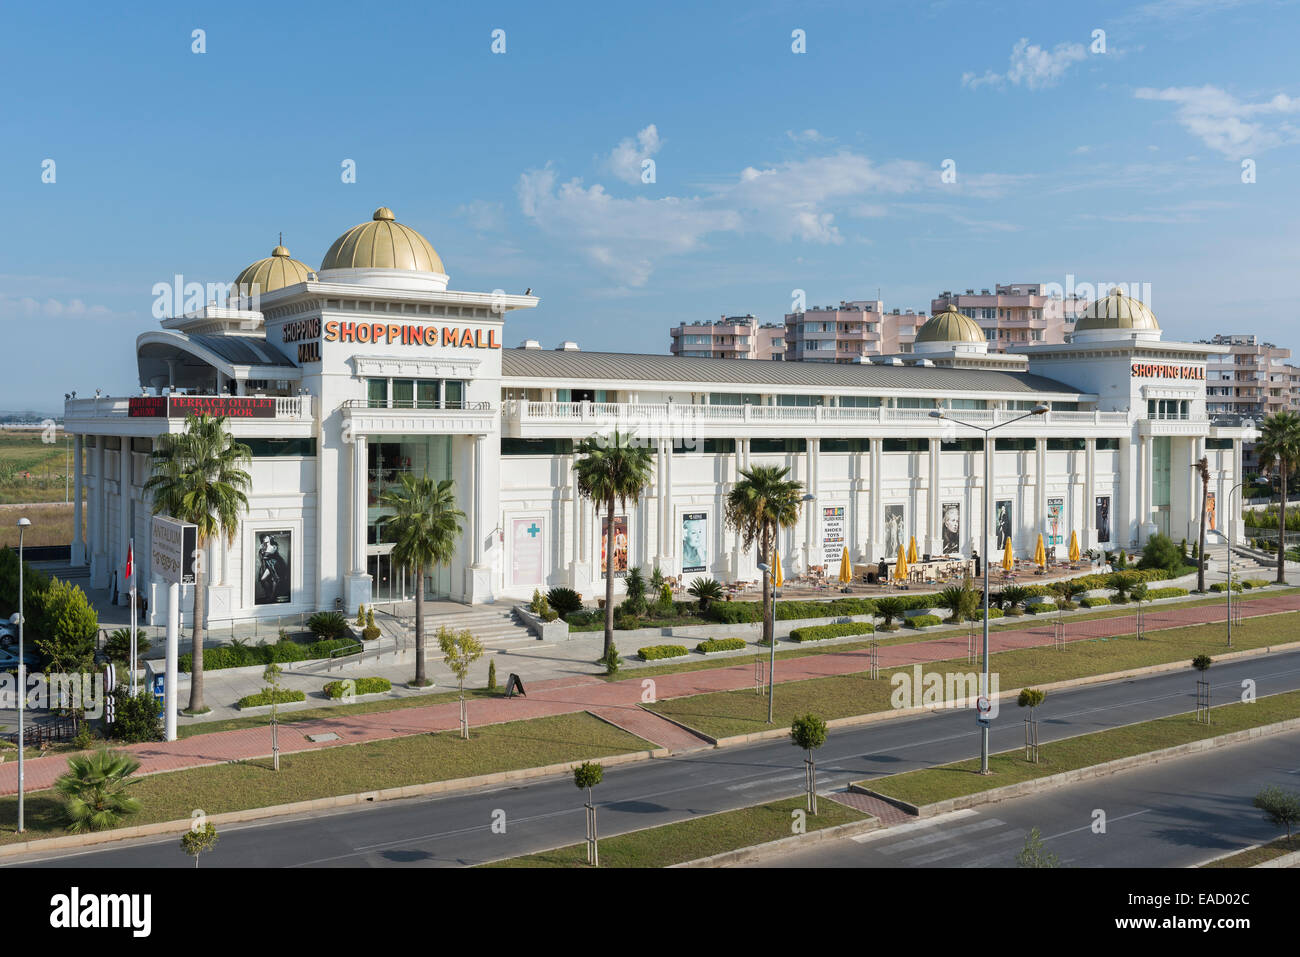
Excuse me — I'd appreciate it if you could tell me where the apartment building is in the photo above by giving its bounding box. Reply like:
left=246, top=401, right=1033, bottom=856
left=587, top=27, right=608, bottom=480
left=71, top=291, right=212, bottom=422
left=930, top=283, right=1074, bottom=351
left=782, top=300, right=926, bottom=363
left=669, top=315, right=786, bottom=360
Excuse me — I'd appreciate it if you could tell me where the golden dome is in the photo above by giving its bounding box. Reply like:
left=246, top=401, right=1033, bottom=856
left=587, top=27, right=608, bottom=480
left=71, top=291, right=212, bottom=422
left=915, top=304, right=986, bottom=344
left=1075, top=288, right=1160, bottom=332
left=233, top=243, right=312, bottom=295
left=320, top=207, right=445, bottom=274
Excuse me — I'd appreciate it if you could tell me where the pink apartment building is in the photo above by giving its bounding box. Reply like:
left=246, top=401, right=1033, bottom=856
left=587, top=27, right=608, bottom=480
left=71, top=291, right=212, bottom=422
left=669, top=315, right=786, bottom=360
left=782, top=299, right=926, bottom=363
left=930, top=282, right=1075, bottom=351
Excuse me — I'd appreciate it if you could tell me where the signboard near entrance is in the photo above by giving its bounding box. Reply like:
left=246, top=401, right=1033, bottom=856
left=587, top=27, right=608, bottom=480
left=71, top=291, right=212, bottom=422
left=129, top=396, right=276, bottom=418
left=151, top=515, right=197, bottom=585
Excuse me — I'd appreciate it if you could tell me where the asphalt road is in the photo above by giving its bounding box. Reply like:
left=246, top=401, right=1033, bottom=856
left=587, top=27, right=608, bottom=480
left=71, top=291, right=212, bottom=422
left=752, top=727, right=1300, bottom=868
left=8, top=646, right=1300, bottom=868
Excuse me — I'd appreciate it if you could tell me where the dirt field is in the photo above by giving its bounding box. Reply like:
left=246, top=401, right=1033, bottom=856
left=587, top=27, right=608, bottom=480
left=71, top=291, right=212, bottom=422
left=0, top=428, right=77, bottom=505
left=0, top=502, right=79, bottom=549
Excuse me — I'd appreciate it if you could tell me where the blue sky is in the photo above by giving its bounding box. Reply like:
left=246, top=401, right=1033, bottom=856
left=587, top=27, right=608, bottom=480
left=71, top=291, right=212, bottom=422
left=2, top=0, right=1298, bottom=410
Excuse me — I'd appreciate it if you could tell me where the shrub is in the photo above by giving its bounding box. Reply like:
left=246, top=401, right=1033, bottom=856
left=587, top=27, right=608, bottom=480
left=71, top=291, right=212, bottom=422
left=790, top=713, right=828, bottom=753
left=1146, top=587, right=1188, bottom=600
left=307, top=611, right=349, bottom=640
left=874, top=597, right=907, bottom=629
left=488, top=658, right=498, bottom=691
left=904, top=614, right=942, bottom=629
left=613, top=612, right=640, bottom=630
left=601, top=644, right=622, bottom=676
left=1138, top=534, right=1184, bottom=574
left=1080, top=596, right=1110, bottom=608
left=1192, top=654, right=1212, bottom=672
left=968, top=606, right=1004, bottom=620
left=1108, top=571, right=1142, bottom=602
left=937, top=584, right=979, bottom=623
left=1210, top=582, right=1244, bottom=593
left=638, top=644, right=689, bottom=661
left=1025, top=601, right=1055, bottom=614
left=546, top=587, right=584, bottom=618
left=105, top=689, right=163, bottom=743
left=363, top=607, right=380, bottom=640
left=623, top=567, right=647, bottom=615
left=1242, top=579, right=1271, bottom=589
left=789, top=622, right=874, bottom=642
left=322, top=677, right=392, bottom=699
left=566, top=609, right=601, bottom=628
left=696, top=637, right=747, bottom=653
left=237, top=687, right=306, bottom=709
left=104, top=627, right=152, bottom=665
left=706, top=602, right=763, bottom=624
left=687, top=578, right=724, bottom=610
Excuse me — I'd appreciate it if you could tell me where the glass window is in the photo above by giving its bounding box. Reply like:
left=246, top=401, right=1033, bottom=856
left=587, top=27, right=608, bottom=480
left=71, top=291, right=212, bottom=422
left=995, top=437, right=1035, bottom=451
left=945, top=399, right=987, bottom=410
left=837, top=395, right=881, bottom=408
left=940, top=438, right=983, bottom=452
left=445, top=381, right=465, bottom=407
left=1047, top=438, right=1086, bottom=451
left=894, top=397, right=930, bottom=409
left=392, top=380, right=414, bottom=409
left=367, top=378, right=388, bottom=408
left=751, top=438, right=807, bottom=454
left=500, top=438, right=574, bottom=456
left=416, top=380, right=439, bottom=409
left=1206, top=438, right=1234, bottom=450
left=243, top=438, right=318, bottom=457
left=883, top=438, right=929, bottom=452
left=1096, top=438, right=1120, bottom=451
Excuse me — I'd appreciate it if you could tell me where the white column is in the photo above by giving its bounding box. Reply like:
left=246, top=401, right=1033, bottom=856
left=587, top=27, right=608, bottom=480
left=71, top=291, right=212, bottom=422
left=1084, top=437, right=1097, bottom=550
left=472, top=435, right=486, bottom=566
left=804, top=441, right=816, bottom=570
left=72, top=435, right=85, bottom=565
left=926, top=439, right=941, bottom=556
left=91, top=439, right=107, bottom=587
left=1034, top=438, right=1047, bottom=552
left=352, top=434, right=368, bottom=575
left=870, top=437, right=883, bottom=561
left=118, top=434, right=131, bottom=604
left=853, top=443, right=869, bottom=561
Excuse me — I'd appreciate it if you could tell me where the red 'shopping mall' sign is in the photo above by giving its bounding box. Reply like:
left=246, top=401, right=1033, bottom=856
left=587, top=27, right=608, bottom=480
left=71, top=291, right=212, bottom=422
left=1130, top=363, right=1205, bottom=380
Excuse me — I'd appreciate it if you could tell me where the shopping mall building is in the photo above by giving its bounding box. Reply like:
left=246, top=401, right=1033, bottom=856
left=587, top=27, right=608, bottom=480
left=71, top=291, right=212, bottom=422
left=63, top=208, right=1255, bottom=626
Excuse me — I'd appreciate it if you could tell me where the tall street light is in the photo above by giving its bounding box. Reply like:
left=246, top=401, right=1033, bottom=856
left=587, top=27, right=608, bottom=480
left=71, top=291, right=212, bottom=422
left=930, top=403, right=1048, bottom=773
left=758, top=491, right=816, bottom=725
left=1226, top=480, right=1246, bottom=648
left=13, top=516, right=31, bottom=832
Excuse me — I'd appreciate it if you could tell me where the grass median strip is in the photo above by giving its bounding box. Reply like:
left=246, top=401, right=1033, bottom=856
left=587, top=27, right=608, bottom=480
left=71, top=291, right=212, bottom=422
left=481, top=795, right=868, bottom=868
left=863, top=689, right=1300, bottom=808
left=0, top=713, right=651, bottom=848
left=644, top=611, right=1299, bottom=740
left=1200, top=835, right=1299, bottom=868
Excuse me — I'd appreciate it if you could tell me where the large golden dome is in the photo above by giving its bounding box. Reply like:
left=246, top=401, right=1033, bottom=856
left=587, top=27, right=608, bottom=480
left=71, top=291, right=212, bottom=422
left=915, top=304, right=986, bottom=344
left=1075, top=288, right=1160, bottom=333
left=233, top=244, right=312, bottom=295
left=320, top=207, right=445, bottom=274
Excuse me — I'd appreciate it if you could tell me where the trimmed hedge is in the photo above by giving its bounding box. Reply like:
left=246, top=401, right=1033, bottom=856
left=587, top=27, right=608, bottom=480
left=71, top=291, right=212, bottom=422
left=1210, top=582, right=1244, bottom=593
left=696, top=637, right=748, bottom=654
left=904, top=614, right=942, bottom=629
left=180, top=637, right=359, bottom=672
left=323, top=677, right=392, bottom=699
left=638, top=644, right=690, bottom=661
left=705, top=596, right=883, bottom=625
left=237, top=687, right=307, bottom=709
left=1025, top=601, right=1056, bottom=614
left=1146, top=587, right=1189, bottom=600
left=1080, top=596, right=1110, bottom=607
left=788, top=621, right=875, bottom=643
left=1242, top=579, right=1271, bottom=589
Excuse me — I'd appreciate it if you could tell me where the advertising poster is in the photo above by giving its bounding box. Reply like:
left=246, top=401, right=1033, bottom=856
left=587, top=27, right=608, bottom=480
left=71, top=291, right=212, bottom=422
left=995, top=500, right=1013, bottom=551
left=601, top=515, right=628, bottom=578
left=1047, top=497, right=1064, bottom=545
left=884, top=504, right=905, bottom=557
left=821, top=506, right=846, bottom=567
left=1096, top=496, right=1111, bottom=544
left=942, top=503, right=961, bottom=554
left=511, top=518, right=545, bottom=587
left=255, top=529, right=291, bottom=605
left=681, top=512, right=707, bottom=573
left=1206, top=491, right=1217, bottom=531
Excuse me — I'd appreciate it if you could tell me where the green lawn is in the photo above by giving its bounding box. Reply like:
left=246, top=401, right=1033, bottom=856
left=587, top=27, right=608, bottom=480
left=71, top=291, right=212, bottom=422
left=482, top=795, right=868, bottom=868
left=645, top=610, right=1300, bottom=740
left=1201, top=834, right=1300, bottom=868
left=864, top=689, right=1300, bottom=807
left=0, top=713, right=651, bottom=847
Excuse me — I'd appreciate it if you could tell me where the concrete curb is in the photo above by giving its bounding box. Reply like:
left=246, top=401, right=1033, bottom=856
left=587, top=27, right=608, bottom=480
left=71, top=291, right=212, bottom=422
left=670, top=814, right=881, bottom=868
left=688, top=638, right=1300, bottom=749
left=0, top=745, right=667, bottom=863
left=854, top=716, right=1300, bottom=819
left=1256, top=849, right=1300, bottom=868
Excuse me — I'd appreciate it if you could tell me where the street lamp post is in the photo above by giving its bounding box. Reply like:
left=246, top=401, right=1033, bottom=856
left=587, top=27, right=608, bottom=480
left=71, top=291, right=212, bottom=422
left=931, top=404, right=1047, bottom=774
left=14, top=516, right=31, bottom=832
left=757, top=562, right=774, bottom=723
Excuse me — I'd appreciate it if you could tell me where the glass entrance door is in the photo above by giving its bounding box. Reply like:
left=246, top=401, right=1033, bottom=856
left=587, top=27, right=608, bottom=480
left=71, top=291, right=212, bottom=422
left=367, top=551, right=408, bottom=604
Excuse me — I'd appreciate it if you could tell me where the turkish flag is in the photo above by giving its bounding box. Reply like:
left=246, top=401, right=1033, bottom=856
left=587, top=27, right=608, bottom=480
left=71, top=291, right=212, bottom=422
left=125, top=542, right=133, bottom=582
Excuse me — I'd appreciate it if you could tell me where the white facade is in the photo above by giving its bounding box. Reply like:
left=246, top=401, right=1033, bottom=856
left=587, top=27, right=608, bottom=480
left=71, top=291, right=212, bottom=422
left=62, top=216, right=1252, bottom=626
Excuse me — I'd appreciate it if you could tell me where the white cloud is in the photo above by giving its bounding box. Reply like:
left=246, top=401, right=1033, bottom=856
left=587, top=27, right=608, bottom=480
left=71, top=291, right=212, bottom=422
left=455, top=199, right=505, bottom=233
left=963, top=38, right=1087, bottom=91
left=1134, top=85, right=1300, bottom=156
left=785, top=129, right=829, bottom=143
left=603, top=124, right=663, bottom=185
left=0, top=296, right=116, bottom=321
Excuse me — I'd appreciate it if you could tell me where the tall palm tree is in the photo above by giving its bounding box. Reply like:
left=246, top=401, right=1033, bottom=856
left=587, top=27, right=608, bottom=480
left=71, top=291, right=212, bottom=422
left=572, top=431, right=654, bottom=657
left=724, top=465, right=805, bottom=646
left=1255, top=410, right=1300, bottom=584
left=144, top=413, right=251, bottom=714
left=377, top=474, right=465, bottom=687
left=54, top=749, right=142, bottom=833
left=1194, top=455, right=1210, bottom=593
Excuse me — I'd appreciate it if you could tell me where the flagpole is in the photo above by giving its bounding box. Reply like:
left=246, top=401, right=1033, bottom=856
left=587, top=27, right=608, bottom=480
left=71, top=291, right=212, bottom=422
left=129, top=538, right=137, bottom=695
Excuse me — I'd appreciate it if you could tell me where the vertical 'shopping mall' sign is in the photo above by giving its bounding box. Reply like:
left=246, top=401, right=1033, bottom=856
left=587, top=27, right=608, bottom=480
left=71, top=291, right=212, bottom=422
left=151, top=516, right=198, bottom=584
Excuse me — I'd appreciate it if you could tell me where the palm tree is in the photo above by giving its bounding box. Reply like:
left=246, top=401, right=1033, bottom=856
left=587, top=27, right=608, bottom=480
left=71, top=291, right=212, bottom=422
left=572, top=431, right=654, bottom=656
left=687, top=577, right=723, bottom=611
left=144, top=413, right=251, bottom=714
left=1255, top=410, right=1300, bottom=584
left=1194, top=455, right=1210, bottom=593
left=377, top=474, right=465, bottom=687
left=725, top=465, right=805, bottom=646
left=54, top=749, right=142, bottom=833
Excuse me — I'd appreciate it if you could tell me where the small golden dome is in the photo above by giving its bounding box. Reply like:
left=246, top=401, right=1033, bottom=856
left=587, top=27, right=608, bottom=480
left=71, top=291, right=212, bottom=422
left=1074, top=288, right=1160, bottom=332
left=233, top=243, right=312, bottom=295
left=320, top=207, right=445, bottom=274
left=915, top=304, right=986, bottom=344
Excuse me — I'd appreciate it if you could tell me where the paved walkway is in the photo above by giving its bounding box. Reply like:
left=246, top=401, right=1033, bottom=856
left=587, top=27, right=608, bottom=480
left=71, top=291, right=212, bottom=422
left=2, top=591, right=1296, bottom=797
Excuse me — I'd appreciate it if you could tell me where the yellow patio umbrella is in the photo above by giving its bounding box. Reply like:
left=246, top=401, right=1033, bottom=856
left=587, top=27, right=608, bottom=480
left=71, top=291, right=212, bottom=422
left=1034, top=533, right=1046, bottom=569
left=907, top=536, right=918, bottom=564
left=772, top=549, right=784, bottom=588
left=1001, top=537, right=1015, bottom=572
left=893, top=544, right=909, bottom=581
left=838, top=546, right=853, bottom=584
left=1068, top=530, right=1080, bottom=563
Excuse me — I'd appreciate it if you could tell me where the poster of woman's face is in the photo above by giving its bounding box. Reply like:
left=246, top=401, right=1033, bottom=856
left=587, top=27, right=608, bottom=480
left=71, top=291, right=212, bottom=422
left=1207, top=491, right=1217, bottom=531
left=255, top=530, right=291, bottom=605
left=942, top=503, right=960, bottom=554
left=681, top=513, right=707, bottom=572
left=601, top=515, right=628, bottom=578
left=995, top=501, right=1012, bottom=551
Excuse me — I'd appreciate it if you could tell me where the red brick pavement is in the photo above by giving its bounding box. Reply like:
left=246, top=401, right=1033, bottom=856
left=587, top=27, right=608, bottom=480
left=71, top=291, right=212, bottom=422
left=2, top=593, right=1295, bottom=797
left=826, top=789, right=914, bottom=826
